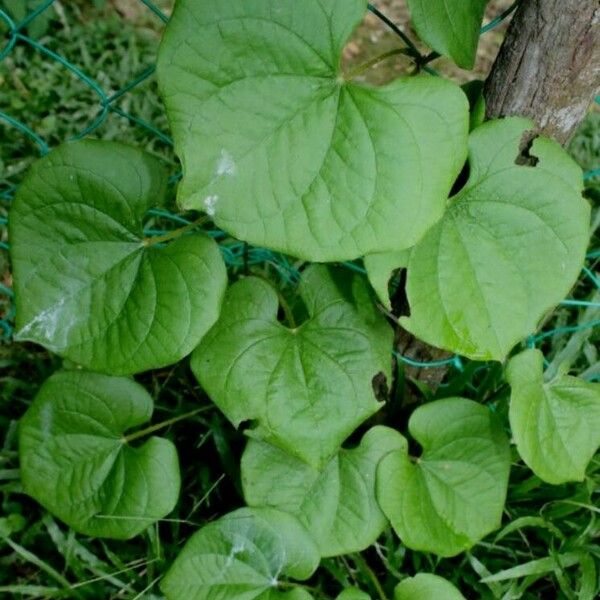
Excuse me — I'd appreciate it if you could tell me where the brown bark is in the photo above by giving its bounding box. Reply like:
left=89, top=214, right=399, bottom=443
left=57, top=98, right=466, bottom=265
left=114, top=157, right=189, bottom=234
left=399, top=0, right=599, bottom=395
left=484, top=0, right=600, bottom=144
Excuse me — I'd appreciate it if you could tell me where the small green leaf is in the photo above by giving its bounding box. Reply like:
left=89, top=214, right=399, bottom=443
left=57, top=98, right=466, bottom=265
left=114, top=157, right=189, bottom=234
left=0, top=514, right=27, bottom=537
left=399, top=118, right=590, bottom=361
left=406, top=0, right=488, bottom=69
left=242, top=426, right=405, bottom=557
left=10, top=140, right=227, bottom=375
left=364, top=249, right=411, bottom=309
left=337, top=589, right=371, bottom=600
left=160, top=507, right=320, bottom=600
left=192, top=265, right=393, bottom=468
left=506, top=349, right=600, bottom=484
left=157, top=0, right=469, bottom=261
left=395, top=574, right=466, bottom=599
left=265, top=590, right=313, bottom=600
left=377, top=398, right=510, bottom=557
left=19, top=370, right=180, bottom=539
left=266, top=590, right=314, bottom=600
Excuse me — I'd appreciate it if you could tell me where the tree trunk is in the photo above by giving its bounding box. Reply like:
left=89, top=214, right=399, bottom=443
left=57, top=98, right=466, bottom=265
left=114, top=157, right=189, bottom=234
left=484, top=0, right=600, bottom=144
left=398, top=0, right=599, bottom=395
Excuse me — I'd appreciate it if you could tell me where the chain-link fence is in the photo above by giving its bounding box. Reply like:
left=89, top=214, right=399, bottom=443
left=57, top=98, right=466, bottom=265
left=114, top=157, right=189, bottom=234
left=0, top=0, right=598, bottom=374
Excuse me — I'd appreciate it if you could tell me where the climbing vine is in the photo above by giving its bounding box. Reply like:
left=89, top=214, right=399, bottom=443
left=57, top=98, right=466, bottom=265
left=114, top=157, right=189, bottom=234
left=9, top=1, right=599, bottom=598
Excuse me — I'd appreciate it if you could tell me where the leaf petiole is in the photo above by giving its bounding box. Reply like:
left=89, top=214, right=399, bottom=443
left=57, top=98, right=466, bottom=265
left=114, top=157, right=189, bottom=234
left=141, top=215, right=209, bottom=247
left=351, top=553, right=389, bottom=600
left=122, top=407, right=210, bottom=444
left=343, top=48, right=409, bottom=81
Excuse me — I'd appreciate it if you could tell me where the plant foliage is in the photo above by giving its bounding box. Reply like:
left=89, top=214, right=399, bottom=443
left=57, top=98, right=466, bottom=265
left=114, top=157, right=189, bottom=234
left=507, top=348, right=600, bottom=485
left=10, top=140, right=227, bottom=375
left=406, top=0, right=489, bottom=69
left=192, top=265, right=393, bottom=468
left=160, top=507, right=320, bottom=599
left=19, top=370, right=180, bottom=539
left=7, top=0, right=599, bottom=598
left=156, top=0, right=469, bottom=261
left=377, top=398, right=510, bottom=557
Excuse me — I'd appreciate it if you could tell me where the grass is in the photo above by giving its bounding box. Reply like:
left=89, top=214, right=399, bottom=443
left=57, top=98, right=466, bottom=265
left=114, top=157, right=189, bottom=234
left=0, top=1, right=599, bottom=598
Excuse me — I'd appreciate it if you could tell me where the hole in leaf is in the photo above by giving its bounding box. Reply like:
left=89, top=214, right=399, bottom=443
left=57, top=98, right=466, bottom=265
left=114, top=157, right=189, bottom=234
left=371, top=371, right=389, bottom=402
left=515, top=131, right=540, bottom=167
left=407, top=436, right=423, bottom=461
left=449, top=159, right=471, bottom=197
left=238, top=418, right=259, bottom=434
left=391, top=268, right=410, bottom=318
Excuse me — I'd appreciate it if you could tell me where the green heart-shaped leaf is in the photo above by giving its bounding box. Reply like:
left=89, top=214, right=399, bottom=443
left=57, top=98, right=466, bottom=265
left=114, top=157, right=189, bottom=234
left=10, top=140, right=227, bottom=375
left=19, top=370, right=180, bottom=539
left=157, top=0, right=469, bottom=261
left=160, top=507, right=320, bottom=600
left=398, top=118, right=590, bottom=361
left=242, top=426, right=405, bottom=557
left=406, top=0, right=488, bottom=69
left=377, top=398, right=510, bottom=557
left=192, top=265, right=393, bottom=468
left=506, top=349, right=600, bottom=484
left=395, top=574, right=466, bottom=600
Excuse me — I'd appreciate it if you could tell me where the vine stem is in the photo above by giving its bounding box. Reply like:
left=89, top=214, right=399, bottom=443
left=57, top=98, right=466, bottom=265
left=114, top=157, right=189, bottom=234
left=366, top=3, right=421, bottom=59
left=122, top=407, right=209, bottom=444
left=141, top=215, right=208, bottom=247
left=344, top=48, right=408, bottom=81
left=352, top=553, right=388, bottom=600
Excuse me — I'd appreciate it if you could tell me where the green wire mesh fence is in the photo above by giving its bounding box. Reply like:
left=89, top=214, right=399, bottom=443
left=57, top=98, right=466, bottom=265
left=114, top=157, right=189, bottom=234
left=0, top=0, right=598, bottom=374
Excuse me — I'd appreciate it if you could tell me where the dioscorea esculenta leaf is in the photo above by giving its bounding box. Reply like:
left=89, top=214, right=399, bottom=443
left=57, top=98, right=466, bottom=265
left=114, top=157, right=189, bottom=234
left=160, top=507, right=320, bottom=600
left=371, top=118, right=590, bottom=361
left=9, top=140, right=227, bottom=375
left=242, top=426, right=405, bottom=557
left=19, top=370, right=180, bottom=539
left=395, top=573, right=466, bottom=599
left=406, top=0, right=489, bottom=69
left=377, top=397, right=510, bottom=557
left=192, top=265, right=393, bottom=468
left=157, top=0, right=469, bottom=261
left=506, top=348, right=600, bottom=485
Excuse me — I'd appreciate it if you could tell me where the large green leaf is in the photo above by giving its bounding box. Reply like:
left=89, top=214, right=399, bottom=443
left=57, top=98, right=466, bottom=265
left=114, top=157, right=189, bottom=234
left=242, top=426, right=404, bottom=557
left=160, top=507, right=320, bottom=600
left=192, top=265, right=393, bottom=468
left=506, top=349, right=600, bottom=484
left=395, top=574, right=466, bottom=600
left=377, top=398, right=510, bottom=557
left=10, top=140, right=227, bottom=375
left=19, top=370, right=180, bottom=539
left=398, top=118, right=590, bottom=361
left=406, top=0, right=488, bottom=69
left=157, top=0, right=469, bottom=261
